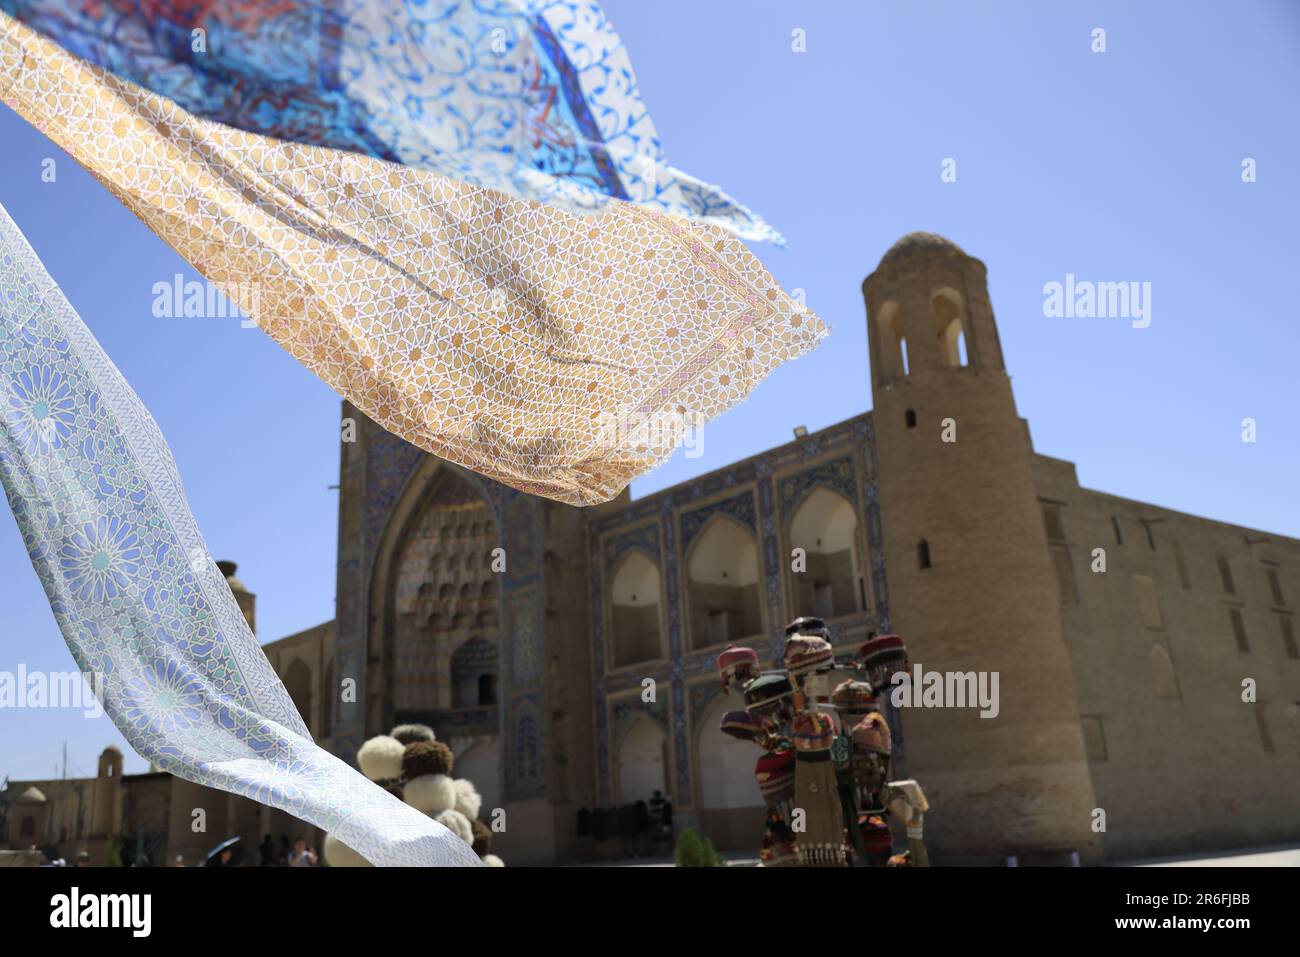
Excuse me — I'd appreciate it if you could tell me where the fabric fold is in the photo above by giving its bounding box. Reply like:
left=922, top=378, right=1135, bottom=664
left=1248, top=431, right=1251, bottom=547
left=0, top=200, right=480, bottom=867
left=0, top=9, right=827, bottom=505
left=0, top=0, right=782, bottom=243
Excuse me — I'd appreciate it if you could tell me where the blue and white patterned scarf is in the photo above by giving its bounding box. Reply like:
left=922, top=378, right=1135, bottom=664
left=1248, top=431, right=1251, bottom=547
left=0, top=202, right=479, bottom=867
left=0, top=0, right=781, bottom=243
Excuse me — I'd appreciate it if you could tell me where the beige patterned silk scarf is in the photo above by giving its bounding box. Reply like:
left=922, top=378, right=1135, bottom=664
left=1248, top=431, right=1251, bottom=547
left=0, top=11, right=826, bottom=505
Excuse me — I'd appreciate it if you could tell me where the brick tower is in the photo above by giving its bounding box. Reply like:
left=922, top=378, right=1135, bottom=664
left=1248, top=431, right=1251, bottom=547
left=863, top=233, right=1100, bottom=864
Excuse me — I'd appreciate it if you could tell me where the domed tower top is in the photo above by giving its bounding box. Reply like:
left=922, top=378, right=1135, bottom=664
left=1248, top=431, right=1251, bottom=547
left=863, top=231, right=1004, bottom=391
left=878, top=231, right=967, bottom=267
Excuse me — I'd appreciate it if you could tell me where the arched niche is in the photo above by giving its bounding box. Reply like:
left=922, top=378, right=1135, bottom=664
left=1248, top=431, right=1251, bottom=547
left=875, top=300, right=908, bottom=383
left=450, top=635, right=499, bottom=709
left=932, top=288, right=969, bottom=368
left=695, top=692, right=762, bottom=813
left=609, top=550, right=664, bottom=668
left=787, top=486, right=864, bottom=620
left=368, top=458, right=500, bottom=731
left=685, top=515, right=762, bottom=650
left=616, top=715, right=668, bottom=805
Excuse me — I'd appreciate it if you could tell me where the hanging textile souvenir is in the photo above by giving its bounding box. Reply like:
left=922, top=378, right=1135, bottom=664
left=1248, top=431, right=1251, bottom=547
left=791, top=710, right=846, bottom=866
left=0, top=10, right=825, bottom=506
left=0, top=0, right=780, bottom=243
left=0, top=201, right=479, bottom=867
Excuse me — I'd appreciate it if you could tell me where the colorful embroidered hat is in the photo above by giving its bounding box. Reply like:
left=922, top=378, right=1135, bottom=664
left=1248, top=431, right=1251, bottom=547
left=859, top=633, right=908, bottom=684
left=858, top=814, right=893, bottom=855
left=851, top=712, right=893, bottom=756
left=793, top=711, right=836, bottom=752
left=720, top=709, right=765, bottom=742
left=744, top=672, right=795, bottom=711
left=717, top=644, right=761, bottom=693
left=783, top=633, right=834, bottom=676
left=785, top=615, right=833, bottom=639
left=831, top=679, right=878, bottom=718
left=754, top=748, right=797, bottom=802
left=759, top=825, right=801, bottom=867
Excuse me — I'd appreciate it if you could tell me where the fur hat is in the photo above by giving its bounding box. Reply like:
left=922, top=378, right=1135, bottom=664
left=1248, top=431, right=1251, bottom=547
left=323, top=834, right=372, bottom=868
left=471, top=818, right=493, bottom=857
left=482, top=854, right=505, bottom=867
left=435, top=808, right=474, bottom=846
left=453, top=779, right=482, bottom=821
left=403, top=740, right=454, bottom=779
left=403, top=773, right=457, bottom=816
left=357, top=735, right=405, bottom=784
left=390, top=723, right=436, bottom=745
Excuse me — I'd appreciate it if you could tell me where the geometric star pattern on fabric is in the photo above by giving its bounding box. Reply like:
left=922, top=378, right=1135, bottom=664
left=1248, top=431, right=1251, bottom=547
left=0, top=201, right=481, bottom=866
left=0, top=9, right=827, bottom=505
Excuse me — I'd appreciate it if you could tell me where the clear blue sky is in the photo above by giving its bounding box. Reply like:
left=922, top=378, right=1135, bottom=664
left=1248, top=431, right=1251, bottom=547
left=1, top=0, right=1297, bottom=781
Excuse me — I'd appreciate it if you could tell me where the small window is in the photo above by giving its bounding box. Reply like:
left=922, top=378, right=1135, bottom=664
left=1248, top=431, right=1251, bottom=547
left=1228, top=607, right=1249, bottom=652
left=478, top=673, right=497, bottom=706
left=1111, top=517, right=1123, bottom=546
left=1265, top=567, right=1285, bottom=606
left=1279, top=615, right=1297, bottom=659
left=1143, top=522, right=1156, bottom=550
left=1042, top=503, right=1066, bottom=542
left=1217, top=556, right=1235, bottom=595
left=918, top=539, right=932, bottom=570
left=905, top=409, right=917, bottom=429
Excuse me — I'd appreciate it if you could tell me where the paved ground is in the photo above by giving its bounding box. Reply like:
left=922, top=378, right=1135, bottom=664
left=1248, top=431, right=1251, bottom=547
left=585, top=843, right=1300, bottom=867
left=1124, top=844, right=1300, bottom=868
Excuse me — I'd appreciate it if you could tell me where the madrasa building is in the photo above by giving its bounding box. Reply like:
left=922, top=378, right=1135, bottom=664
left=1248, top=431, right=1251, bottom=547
left=153, top=233, right=1300, bottom=864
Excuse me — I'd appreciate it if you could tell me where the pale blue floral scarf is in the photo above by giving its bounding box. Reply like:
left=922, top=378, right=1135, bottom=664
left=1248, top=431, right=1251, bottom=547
left=0, top=202, right=478, bottom=866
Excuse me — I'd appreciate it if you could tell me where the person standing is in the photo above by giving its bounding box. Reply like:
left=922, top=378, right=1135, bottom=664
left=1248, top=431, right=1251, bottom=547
left=287, top=836, right=317, bottom=867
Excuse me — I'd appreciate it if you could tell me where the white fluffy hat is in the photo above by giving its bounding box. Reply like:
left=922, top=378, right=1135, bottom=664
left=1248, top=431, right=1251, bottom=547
left=403, top=773, right=457, bottom=816
left=434, top=808, right=474, bottom=846
left=453, top=778, right=482, bottom=821
left=357, top=735, right=405, bottom=783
